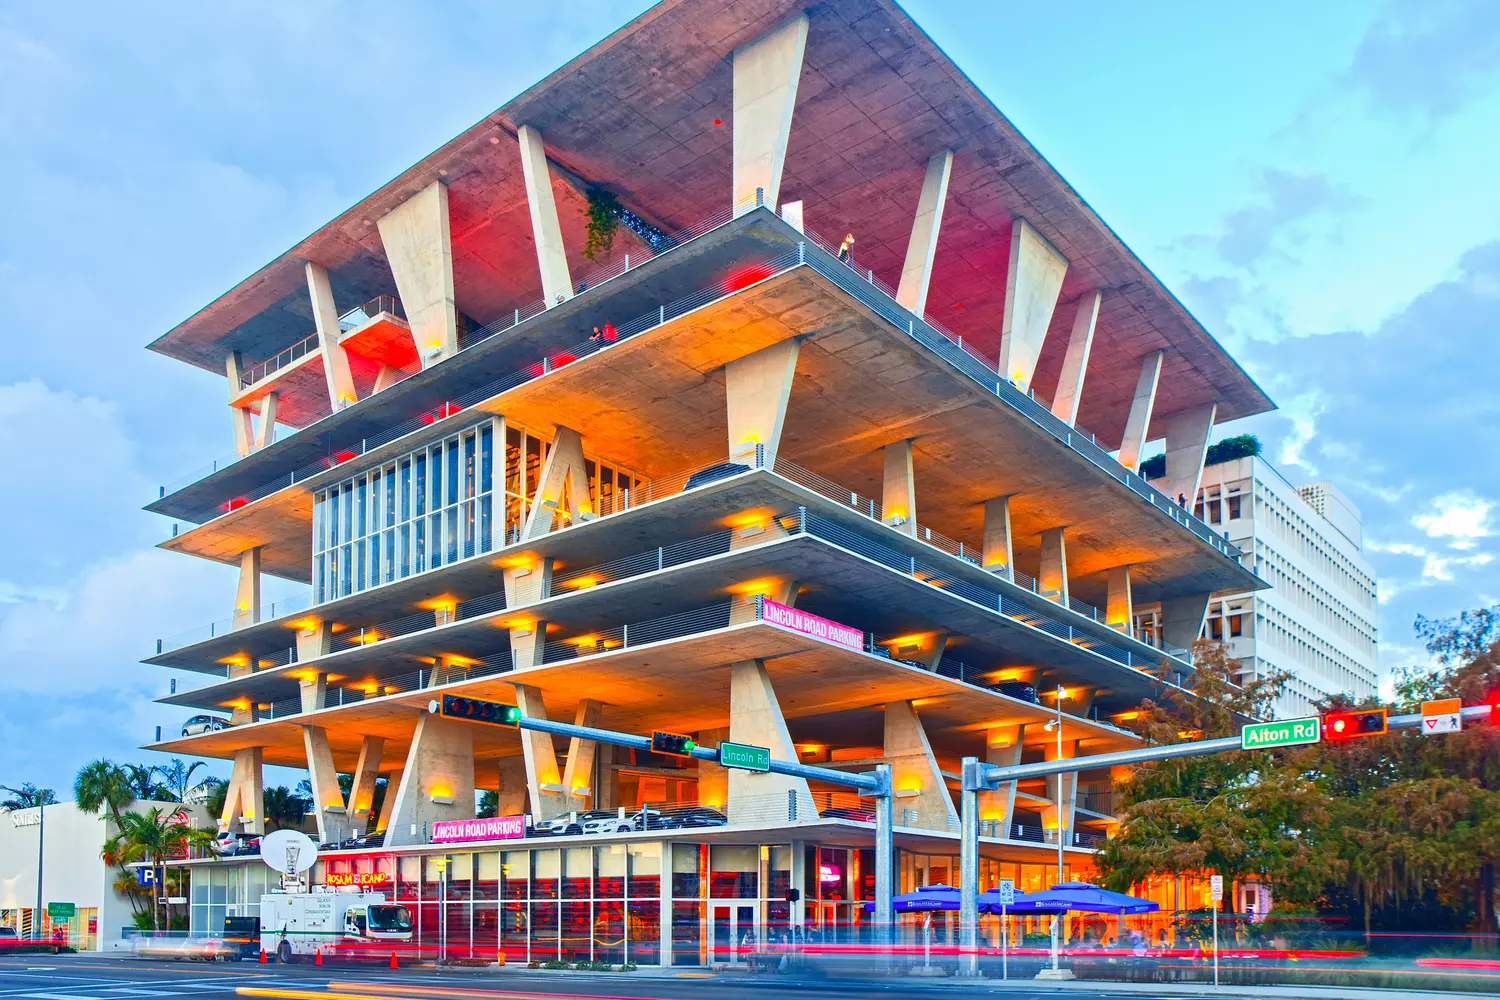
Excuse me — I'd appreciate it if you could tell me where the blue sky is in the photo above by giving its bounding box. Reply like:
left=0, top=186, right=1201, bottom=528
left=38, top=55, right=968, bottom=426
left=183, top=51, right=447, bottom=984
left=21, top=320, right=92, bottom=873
left=1, top=0, right=1497, bottom=793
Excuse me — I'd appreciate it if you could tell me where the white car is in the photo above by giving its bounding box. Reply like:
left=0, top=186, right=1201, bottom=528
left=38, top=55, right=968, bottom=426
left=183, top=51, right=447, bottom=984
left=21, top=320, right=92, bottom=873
left=181, top=714, right=231, bottom=737
left=580, top=811, right=634, bottom=835
left=533, top=810, right=629, bottom=837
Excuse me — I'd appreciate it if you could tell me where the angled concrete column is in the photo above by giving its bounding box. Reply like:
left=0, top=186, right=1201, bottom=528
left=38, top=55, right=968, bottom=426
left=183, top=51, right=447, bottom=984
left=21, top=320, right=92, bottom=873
left=516, top=125, right=574, bottom=307
left=383, top=711, right=476, bottom=848
left=884, top=701, right=958, bottom=832
left=1160, top=592, right=1212, bottom=654
left=220, top=747, right=265, bottom=836
left=252, top=393, right=277, bottom=450
left=298, top=673, right=328, bottom=714
left=503, top=558, right=553, bottom=609
left=977, top=725, right=1023, bottom=834
left=1161, top=403, right=1219, bottom=507
left=232, top=547, right=261, bottom=631
left=895, top=149, right=953, bottom=314
left=522, top=427, right=590, bottom=540
left=728, top=660, right=814, bottom=823
left=731, top=14, right=809, bottom=215
left=595, top=744, right=617, bottom=810
left=377, top=180, right=457, bottom=365
left=373, top=364, right=404, bottom=393
left=306, top=262, right=359, bottom=410
left=725, top=339, right=799, bottom=466
left=998, top=219, right=1069, bottom=390
left=374, top=769, right=401, bottom=833
left=981, top=496, right=1014, bottom=580
left=303, top=725, right=349, bottom=844
left=497, top=757, right=528, bottom=817
left=1050, top=291, right=1101, bottom=426
left=513, top=684, right=584, bottom=820
left=882, top=439, right=917, bottom=536
left=508, top=620, right=548, bottom=671
left=1039, top=526, right=1069, bottom=604
left=296, top=621, right=333, bottom=663
left=1118, top=350, right=1163, bottom=472
left=1106, top=566, right=1133, bottom=632
left=883, top=631, right=948, bottom=671
left=226, top=352, right=254, bottom=457
left=696, top=727, right=730, bottom=813
left=560, top=699, right=603, bottom=803
left=347, top=736, right=384, bottom=834
left=1043, top=738, right=1080, bottom=846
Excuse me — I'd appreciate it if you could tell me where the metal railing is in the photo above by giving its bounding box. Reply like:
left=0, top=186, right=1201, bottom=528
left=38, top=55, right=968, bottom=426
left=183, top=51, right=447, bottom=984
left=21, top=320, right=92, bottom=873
left=769, top=456, right=1188, bottom=661
left=163, top=208, right=1245, bottom=573
left=337, top=294, right=404, bottom=332
left=156, top=592, right=312, bottom=655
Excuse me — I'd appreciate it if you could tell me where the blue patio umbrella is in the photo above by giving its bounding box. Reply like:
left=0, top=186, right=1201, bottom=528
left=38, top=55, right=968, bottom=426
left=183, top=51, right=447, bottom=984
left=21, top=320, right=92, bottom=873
left=861, top=883, right=961, bottom=912
left=1000, top=881, right=1159, bottom=915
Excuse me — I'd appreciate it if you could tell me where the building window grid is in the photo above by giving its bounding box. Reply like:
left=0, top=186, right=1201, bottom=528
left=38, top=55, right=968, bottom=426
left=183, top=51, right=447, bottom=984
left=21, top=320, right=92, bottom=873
left=312, top=420, right=646, bottom=605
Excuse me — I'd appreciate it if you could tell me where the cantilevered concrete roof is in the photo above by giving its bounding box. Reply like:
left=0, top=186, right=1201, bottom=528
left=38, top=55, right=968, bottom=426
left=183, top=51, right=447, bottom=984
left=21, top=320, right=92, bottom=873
left=149, top=0, right=1271, bottom=446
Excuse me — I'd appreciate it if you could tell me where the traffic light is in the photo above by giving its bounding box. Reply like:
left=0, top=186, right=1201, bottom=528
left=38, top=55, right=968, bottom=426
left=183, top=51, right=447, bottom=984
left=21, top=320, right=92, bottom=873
left=432, top=695, right=521, bottom=728
left=652, top=731, right=697, bottom=757
left=1324, top=707, right=1388, bottom=740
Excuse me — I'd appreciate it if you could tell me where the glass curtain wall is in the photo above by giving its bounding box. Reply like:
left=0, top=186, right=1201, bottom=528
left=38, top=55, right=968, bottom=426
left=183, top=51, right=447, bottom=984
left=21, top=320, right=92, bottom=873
left=313, top=419, right=646, bottom=605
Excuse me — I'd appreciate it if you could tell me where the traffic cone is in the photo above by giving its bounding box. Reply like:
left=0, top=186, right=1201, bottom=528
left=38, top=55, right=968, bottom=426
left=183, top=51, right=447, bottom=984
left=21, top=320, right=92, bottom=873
left=314, top=948, right=323, bottom=967
left=389, top=951, right=399, bottom=969
left=259, top=949, right=267, bottom=964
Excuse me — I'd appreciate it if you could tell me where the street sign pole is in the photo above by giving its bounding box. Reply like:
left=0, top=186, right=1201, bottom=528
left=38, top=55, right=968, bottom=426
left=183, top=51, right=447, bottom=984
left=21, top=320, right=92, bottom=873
left=997, top=878, right=1015, bottom=981
left=958, top=761, right=978, bottom=978
left=1210, top=873, right=1223, bottom=988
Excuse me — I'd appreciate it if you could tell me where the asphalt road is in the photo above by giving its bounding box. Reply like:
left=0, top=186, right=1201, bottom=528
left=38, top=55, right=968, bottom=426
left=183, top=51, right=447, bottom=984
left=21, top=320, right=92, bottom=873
left=0, top=957, right=1213, bottom=1000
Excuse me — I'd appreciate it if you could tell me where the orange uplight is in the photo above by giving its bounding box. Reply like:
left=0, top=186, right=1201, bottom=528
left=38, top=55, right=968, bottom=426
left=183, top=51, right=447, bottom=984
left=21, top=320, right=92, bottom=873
left=440, top=654, right=481, bottom=667
left=561, top=575, right=601, bottom=590
left=727, top=576, right=785, bottom=597
left=417, top=594, right=460, bottom=612
left=1115, top=711, right=1142, bottom=721
left=895, top=776, right=924, bottom=794
left=991, top=668, right=1031, bottom=682
left=569, top=634, right=601, bottom=648
left=502, top=617, right=538, bottom=632
left=428, top=782, right=454, bottom=800
left=723, top=508, right=777, bottom=530
left=354, top=631, right=382, bottom=645
left=219, top=653, right=250, bottom=668
left=495, top=554, right=538, bottom=572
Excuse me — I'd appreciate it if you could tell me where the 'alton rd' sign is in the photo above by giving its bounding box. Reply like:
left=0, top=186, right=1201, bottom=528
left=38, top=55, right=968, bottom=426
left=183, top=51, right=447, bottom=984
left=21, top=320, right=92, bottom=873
left=1240, top=716, right=1321, bottom=750
left=761, top=600, right=863, bottom=651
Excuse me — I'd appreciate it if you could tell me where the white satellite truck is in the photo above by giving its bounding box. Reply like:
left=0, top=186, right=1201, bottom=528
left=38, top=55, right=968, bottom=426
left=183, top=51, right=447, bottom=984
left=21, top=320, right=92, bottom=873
left=256, top=829, right=412, bottom=963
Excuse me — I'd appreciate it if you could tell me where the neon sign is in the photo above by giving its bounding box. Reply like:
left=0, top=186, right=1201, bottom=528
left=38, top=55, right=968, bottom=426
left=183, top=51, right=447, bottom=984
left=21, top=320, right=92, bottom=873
left=325, top=872, right=392, bottom=887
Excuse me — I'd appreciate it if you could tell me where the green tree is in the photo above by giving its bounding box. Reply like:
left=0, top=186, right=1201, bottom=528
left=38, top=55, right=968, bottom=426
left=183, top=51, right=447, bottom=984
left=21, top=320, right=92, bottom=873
left=262, top=786, right=309, bottom=832
left=1094, top=642, right=1327, bottom=903
left=0, top=783, right=57, bottom=809
left=153, top=759, right=207, bottom=803
left=74, top=759, right=137, bottom=818
left=106, top=808, right=217, bottom=931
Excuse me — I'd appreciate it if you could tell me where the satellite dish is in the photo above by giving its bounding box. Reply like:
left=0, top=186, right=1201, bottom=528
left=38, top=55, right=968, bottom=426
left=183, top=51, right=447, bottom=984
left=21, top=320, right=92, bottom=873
left=260, top=829, right=318, bottom=874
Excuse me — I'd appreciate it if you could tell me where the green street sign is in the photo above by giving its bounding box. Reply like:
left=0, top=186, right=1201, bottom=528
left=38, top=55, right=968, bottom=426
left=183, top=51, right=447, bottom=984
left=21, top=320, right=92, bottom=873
left=718, top=741, right=771, bottom=772
left=1241, top=716, right=1321, bottom=750
left=47, top=902, right=75, bottom=921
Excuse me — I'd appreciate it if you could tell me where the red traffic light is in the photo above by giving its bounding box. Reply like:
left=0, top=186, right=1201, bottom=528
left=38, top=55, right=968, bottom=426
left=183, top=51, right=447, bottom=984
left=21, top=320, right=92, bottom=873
left=1323, top=707, right=1388, bottom=740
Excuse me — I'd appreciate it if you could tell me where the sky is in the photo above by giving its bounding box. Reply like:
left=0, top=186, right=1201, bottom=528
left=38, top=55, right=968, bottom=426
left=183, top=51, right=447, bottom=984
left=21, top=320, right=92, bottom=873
left=1, top=0, right=1497, bottom=794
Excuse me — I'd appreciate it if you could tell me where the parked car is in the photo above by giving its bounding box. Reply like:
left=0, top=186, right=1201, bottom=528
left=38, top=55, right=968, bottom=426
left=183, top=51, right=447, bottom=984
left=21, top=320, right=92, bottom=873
left=628, top=807, right=668, bottom=831
left=658, top=806, right=728, bottom=829
left=532, top=810, right=622, bottom=837
left=683, top=461, right=750, bottom=490
left=216, top=833, right=261, bottom=857
left=181, top=714, right=231, bottom=737
left=579, top=811, right=634, bottom=835
left=994, top=681, right=1038, bottom=704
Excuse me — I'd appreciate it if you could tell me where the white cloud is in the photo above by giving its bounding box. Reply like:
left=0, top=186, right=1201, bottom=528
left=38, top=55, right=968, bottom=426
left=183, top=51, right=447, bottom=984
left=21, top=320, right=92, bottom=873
left=1412, top=491, right=1492, bottom=549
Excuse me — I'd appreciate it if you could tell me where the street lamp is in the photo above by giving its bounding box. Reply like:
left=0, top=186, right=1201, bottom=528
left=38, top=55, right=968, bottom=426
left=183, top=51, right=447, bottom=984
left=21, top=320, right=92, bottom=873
left=1045, top=685, right=1066, bottom=883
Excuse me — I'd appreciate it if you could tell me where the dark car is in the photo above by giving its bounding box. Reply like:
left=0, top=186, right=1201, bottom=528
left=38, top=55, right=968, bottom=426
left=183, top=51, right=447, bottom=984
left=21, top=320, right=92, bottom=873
left=658, top=806, right=728, bottom=829
left=222, top=916, right=260, bottom=960
left=683, top=462, right=750, bottom=490
left=995, top=681, right=1038, bottom=704
left=338, top=831, right=385, bottom=850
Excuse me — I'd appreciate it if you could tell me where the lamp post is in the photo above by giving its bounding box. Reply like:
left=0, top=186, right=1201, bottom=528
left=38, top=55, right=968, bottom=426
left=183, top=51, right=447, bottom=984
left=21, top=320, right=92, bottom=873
left=1050, top=685, right=1066, bottom=884
left=34, top=802, right=44, bottom=941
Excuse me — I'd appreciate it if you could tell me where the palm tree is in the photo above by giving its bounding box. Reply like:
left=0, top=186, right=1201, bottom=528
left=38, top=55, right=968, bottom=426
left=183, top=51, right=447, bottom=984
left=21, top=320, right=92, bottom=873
left=153, top=759, right=207, bottom=803
left=123, top=765, right=168, bottom=801
left=110, top=808, right=217, bottom=931
left=74, top=759, right=136, bottom=818
left=0, top=783, right=57, bottom=809
left=262, top=786, right=309, bottom=832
